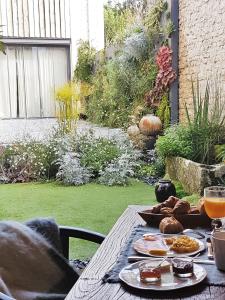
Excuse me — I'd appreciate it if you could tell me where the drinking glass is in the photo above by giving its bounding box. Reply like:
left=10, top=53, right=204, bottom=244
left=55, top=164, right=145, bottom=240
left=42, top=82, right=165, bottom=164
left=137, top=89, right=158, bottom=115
left=204, top=186, right=225, bottom=230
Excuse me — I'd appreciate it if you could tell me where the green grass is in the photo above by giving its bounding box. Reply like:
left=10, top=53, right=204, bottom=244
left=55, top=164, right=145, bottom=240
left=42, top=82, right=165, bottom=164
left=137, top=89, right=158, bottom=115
left=0, top=181, right=156, bottom=259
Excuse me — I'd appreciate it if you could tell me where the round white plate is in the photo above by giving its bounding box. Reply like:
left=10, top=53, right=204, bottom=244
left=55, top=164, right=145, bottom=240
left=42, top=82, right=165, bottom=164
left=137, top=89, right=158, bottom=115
left=119, top=260, right=207, bottom=291
left=133, top=235, right=205, bottom=258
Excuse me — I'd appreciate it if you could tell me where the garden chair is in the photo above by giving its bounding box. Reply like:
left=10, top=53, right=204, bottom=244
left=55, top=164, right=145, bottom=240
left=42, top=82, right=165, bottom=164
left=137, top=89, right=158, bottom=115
left=0, top=218, right=106, bottom=300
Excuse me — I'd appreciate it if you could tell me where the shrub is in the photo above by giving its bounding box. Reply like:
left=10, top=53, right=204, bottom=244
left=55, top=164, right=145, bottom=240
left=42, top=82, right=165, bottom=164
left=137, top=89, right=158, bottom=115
left=55, top=81, right=93, bottom=133
left=56, top=152, right=92, bottom=186
left=185, top=79, right=225, bottom=164
left=74, top=41, right=96, bottom=83
left=156, top=125, right=193, bottom=160
left=79, top=136, right=120, bottom=175
left=87, top=56, right=157, bottom=128
left=104, top=4, right=135, bottom=46
left=55, top=131, right=142, bottom=186
left=0, top=140, right=57, bottom=183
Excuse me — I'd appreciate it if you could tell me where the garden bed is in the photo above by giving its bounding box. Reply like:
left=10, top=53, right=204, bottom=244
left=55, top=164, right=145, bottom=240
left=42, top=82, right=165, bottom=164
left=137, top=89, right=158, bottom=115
left=166, top=157, right=225, bottom=195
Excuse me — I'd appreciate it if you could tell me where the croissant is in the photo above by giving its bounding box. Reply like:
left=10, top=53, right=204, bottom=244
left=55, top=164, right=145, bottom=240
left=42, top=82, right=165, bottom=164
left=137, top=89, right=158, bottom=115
left=173, top=200, right=190, bottom=214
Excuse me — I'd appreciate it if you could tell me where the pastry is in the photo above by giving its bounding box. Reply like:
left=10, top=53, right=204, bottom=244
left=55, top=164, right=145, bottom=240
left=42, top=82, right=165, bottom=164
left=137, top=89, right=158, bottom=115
left=163, top=196, right=180, bottom=208
left=151, top=203, right=164, bottom=214
left=159, top=216, right=184, bottom=234
left=188, top=207, right=200, bottom=214
left=173, top=200, right=190, bottom=214
left=160, top=207, right=173, bottom=215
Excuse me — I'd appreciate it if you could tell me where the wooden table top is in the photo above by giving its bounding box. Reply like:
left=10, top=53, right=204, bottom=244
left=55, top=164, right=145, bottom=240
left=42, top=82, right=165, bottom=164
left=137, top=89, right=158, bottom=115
left=66, top=205, right=225, bottom=300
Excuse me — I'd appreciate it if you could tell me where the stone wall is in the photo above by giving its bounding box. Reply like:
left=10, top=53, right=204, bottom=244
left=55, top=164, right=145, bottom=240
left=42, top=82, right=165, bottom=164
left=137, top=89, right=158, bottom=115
left=179, top=0, right=225, bottom=121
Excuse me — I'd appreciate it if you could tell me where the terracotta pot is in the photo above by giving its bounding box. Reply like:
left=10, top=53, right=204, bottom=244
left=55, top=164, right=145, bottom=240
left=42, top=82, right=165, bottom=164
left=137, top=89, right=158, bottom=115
left=139, top=114, right=162, bottom=136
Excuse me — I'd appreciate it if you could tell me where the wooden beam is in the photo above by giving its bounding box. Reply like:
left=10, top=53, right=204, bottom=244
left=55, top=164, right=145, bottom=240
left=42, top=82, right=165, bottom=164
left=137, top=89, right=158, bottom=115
left=169, top=0, right=179, bottom=124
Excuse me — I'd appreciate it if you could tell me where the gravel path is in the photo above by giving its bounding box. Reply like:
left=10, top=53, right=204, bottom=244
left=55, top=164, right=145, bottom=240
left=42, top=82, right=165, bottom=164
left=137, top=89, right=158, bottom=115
left=0, top=119, right=125, bottom=144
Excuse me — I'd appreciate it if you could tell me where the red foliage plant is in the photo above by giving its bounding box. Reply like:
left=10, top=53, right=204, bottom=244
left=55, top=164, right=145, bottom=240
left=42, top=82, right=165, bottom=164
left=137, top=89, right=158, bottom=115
left=145, top=46, right=176, bottom=107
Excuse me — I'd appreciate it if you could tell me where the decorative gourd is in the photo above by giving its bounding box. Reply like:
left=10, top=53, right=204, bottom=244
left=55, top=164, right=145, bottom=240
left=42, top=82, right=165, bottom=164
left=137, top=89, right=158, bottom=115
left=127, top=125, right=140, bottom=136
left=139, top=114, right=162, bottom=136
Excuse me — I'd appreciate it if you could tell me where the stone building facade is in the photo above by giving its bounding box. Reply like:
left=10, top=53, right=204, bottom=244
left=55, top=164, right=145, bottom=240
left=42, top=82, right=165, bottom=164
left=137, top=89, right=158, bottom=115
left=178, top=0, right=225, bottom=121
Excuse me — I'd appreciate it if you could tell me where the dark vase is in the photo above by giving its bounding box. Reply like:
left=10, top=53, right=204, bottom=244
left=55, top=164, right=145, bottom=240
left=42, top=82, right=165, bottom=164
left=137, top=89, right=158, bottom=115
left=155, top=179, right=176, bottom=203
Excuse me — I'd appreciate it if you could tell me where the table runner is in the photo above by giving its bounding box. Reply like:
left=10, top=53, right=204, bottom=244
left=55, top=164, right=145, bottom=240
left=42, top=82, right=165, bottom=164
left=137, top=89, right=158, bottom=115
left=103, top=225, right=225, bottom=286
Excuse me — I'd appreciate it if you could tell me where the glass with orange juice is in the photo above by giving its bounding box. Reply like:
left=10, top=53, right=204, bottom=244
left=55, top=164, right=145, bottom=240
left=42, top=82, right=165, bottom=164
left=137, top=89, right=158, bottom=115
left=204, top=186, right=225, bottom=229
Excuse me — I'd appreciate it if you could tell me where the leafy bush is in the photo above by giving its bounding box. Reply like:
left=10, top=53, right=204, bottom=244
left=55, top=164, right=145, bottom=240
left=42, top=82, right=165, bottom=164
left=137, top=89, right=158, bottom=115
left=0, top=140, right=57, bottom=183
left=136, top=163, right=157, bottom=178
left=156, top=93, right=170, bottom=128
left=185, top=79, right=225, bottom=164
left=87, top=57, right=157, bottom=128
left=56, top=131, right=142, bottom=186
left=79, top=136, right=120, bottom=175
left=74, top=41, right=96, bottom=83
left=98, top=152, right=140, bottom=186
left=56, top=152, right=92, bottom=186
left=156, top=125, right=193, bottom=160
left=55, top=81, right=93, bottom=133
left=104, top=4, right=135, bottom=46
left=86, top=0, right=172, bottom=128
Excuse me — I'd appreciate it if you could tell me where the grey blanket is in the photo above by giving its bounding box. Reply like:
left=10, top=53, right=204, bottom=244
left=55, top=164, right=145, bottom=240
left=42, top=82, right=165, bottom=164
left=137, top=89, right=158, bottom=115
left=0, top=219, right=79, bottom=300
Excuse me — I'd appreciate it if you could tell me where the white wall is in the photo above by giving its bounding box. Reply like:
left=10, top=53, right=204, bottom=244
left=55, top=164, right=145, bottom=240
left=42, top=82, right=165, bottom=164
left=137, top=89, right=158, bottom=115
left=70, top=0, right=104, bottom=70
left=0, top=0, right=105, bottom=70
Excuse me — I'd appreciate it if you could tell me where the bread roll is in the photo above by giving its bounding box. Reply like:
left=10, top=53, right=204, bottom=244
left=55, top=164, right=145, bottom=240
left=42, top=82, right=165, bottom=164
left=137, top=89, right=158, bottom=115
left=159, top=217, right=184, bottom=234
left=173, top=200, right=190, bottom=214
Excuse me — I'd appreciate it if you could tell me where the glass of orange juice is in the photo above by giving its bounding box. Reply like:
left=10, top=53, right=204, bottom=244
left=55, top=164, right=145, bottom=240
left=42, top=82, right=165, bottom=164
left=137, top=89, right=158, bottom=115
left=204, top=186, right=225, bottom=229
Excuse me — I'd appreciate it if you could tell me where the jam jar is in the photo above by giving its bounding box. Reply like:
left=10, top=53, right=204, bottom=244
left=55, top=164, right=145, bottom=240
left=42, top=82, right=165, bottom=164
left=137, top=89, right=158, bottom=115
left=155, top=179, right=176, bottom=203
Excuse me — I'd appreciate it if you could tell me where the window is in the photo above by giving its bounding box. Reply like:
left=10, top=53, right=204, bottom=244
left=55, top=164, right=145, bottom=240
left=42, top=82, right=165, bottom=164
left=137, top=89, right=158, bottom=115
left=0, top=45, right=69, bottom=119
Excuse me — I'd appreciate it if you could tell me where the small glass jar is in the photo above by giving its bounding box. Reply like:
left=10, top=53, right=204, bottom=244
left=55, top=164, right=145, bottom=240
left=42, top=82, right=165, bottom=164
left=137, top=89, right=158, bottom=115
left=139, top=261, right=161, bottom=283
left=172, top=257, right=193, bottom=278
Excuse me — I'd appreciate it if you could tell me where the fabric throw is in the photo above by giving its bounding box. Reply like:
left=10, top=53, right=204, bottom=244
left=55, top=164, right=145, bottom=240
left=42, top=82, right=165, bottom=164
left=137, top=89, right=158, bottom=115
left=0, top=219, right=79, bottom=300
left=103, top=225, right=225, bottom=287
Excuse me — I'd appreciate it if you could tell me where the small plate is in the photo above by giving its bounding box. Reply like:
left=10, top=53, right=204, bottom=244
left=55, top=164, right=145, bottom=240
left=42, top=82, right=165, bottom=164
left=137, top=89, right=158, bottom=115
left=133, top=235, right=205, bottom=257
left=119, top=260, right=207, bottom=291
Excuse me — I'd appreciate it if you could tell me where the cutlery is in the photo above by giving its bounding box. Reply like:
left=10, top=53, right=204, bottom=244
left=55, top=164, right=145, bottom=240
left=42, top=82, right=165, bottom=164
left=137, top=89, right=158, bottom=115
left=127, top=256, right=215, bottom=264
left=206, top=237, right=214, bottom=260
left=143, top=229, right=205, bottom=239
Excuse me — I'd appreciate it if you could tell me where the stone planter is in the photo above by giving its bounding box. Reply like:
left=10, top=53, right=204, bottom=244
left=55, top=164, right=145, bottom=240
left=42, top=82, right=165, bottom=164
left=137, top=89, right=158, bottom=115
left=166, top=157, right=225, bottom=195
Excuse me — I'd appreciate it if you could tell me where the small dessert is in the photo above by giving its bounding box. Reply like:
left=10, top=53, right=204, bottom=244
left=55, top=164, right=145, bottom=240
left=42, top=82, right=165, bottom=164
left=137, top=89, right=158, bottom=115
left=173, top=200, right=191, bottom=214
left=172, top=257, right=193, bottom=277
left=159, top=216, right=184, bottom=234
left=160, top=207, right=173, bottom=215
left=149, top=249, right=167, bottom=256
left=170, top=235, right=199, bottom=253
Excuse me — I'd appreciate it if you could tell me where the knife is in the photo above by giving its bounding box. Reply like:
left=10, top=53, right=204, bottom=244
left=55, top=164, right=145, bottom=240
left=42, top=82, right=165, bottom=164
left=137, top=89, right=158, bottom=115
left=127, top=256, right=215, bottom=264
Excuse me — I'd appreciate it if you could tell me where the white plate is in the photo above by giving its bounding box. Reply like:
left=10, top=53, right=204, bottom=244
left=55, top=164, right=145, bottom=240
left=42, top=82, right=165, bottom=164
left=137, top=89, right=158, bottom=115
left=133, top=235, right=205, bottom=258
left=119, top=260, right=207, bottom=291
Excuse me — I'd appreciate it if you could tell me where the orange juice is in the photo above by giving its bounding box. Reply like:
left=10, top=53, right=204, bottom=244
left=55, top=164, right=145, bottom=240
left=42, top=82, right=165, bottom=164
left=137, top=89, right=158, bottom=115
left=204, top=197, right=225, bottom=218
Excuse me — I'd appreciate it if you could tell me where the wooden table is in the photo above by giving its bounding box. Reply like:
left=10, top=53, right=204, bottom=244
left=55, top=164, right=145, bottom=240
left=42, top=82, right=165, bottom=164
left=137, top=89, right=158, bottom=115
left=66, top=205, right=225, bottom=300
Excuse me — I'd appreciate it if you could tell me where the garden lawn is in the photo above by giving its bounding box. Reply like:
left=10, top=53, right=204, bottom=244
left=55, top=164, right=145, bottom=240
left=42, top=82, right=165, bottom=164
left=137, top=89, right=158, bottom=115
left=0, top=181, right=156, bottom=259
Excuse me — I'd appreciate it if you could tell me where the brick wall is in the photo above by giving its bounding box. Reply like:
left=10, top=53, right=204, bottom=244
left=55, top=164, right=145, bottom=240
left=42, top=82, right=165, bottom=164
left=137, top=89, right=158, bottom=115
left=179, top=0, right=225, bottom=121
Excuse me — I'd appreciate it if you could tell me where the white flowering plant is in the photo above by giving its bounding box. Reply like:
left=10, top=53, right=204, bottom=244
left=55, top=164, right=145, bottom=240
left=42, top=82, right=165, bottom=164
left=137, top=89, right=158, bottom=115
left=0, top=139, right=57, bottom=183
left=56, top=131, right=142, bottom=186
